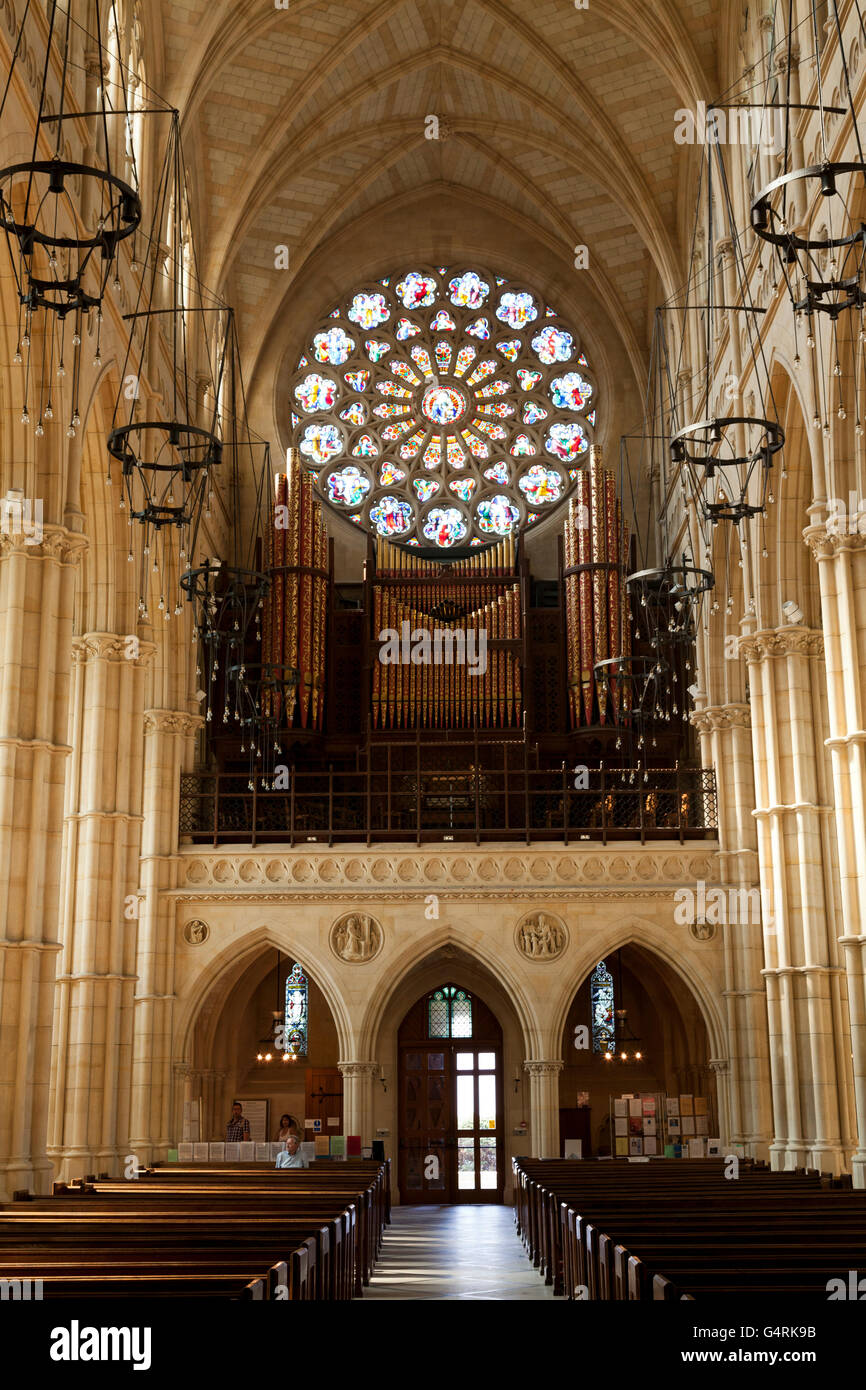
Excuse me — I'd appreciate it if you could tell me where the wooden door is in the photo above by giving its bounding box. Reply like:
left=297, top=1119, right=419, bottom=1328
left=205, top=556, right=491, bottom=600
left=304, top=1067, right=344, bottom=1142
left=398, top=984, right=504, bottom=1203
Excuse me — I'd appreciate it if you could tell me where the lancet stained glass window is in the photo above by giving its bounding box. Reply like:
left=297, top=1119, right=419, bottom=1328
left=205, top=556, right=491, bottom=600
left=427, top=985, right=473, bottom=1039
left=590, top=960, right=615, bottom=1054
left=290, top=266, right=597, bottom=548
left=284, top=962, right=308, bottom=1057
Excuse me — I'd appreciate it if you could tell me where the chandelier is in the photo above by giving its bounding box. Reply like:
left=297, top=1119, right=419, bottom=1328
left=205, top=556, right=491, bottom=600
left=1, top=0, right=144, bottom=436
left=108, top=111, right=228, bottom=623
left=602, top=953, right=644, bottom=1063
left=254, top=953, right=297, bottom=1064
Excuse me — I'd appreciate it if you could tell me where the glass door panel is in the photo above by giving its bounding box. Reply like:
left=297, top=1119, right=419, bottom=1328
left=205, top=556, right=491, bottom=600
left=457, top=1137, right=476, bottom=1189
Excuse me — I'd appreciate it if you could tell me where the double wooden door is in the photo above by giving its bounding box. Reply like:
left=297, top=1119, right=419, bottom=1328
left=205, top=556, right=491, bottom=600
left=398, top=1043, right=502, bottom=1202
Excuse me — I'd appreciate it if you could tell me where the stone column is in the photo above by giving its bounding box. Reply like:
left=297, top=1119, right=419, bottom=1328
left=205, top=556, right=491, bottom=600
left=691, top=703, right=772, bottom=1157
left=807, top=526, right=866, bottom=1187
left=339, top=1061, right=380, bottom=1146
left=129, top=709, right=202, bottom=1164
left=740, top=626, right=854, bottom=1173
left=48, top=631, right=153, bottom=1181
left=524, top=1060, right=563, bottom=1158
left=0, top=526, right=86, bottom=1199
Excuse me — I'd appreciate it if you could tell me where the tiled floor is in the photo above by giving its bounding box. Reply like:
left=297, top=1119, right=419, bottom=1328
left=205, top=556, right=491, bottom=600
left=364, top=1203, right=555, bottom=1300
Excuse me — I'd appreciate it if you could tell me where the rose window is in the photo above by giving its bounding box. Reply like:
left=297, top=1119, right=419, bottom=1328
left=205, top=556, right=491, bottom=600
left=289, top=266, right=597, bottom=549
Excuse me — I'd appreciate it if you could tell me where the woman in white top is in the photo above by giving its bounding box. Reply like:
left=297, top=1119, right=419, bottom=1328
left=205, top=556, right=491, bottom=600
left=275, top=1113, right=301, bottom=1145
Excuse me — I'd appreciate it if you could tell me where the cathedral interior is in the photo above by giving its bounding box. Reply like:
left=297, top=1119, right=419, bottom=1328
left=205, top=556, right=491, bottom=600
left=2, top=0, right=866, bottom=1325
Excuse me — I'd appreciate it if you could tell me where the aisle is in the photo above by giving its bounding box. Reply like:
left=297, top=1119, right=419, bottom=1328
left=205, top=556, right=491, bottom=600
left=364, top=1203, right=556, bottom=1300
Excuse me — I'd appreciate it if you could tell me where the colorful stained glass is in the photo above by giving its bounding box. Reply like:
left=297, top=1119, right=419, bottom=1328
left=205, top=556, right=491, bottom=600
left=379, top=461, right=406, bottom=486
left=454, top=345, right=476, bottom=376
left=510, top=433, right=536, bottom=456
left=381, top=419, right=415, bottom=440
left=376, top=381, right=413, bottom=398
left=299, top=422, right=342, bottom=465
left=472, top=418, right=507, bottom=439
left=476, top=494, right=519, bottom=534
left=466, top=360, right=496, bottom=386
left=410, top=345, right=434, bottom=376
left=329, top=308, right=340, bottom=318
left=550, top=372, right=593, bottom=411
left=483, top=462, right=510, bottom=485
left=423, top=438, right=442, bottom=470
left=413, top=477, right=439, bottom=502
left=496, top=339, right=521, bottom=361
left=313, top=326, right=355, bottom=364
left=295, top=265, right=596, bottom=548
left=348, top=292, right=389, bottom=328
left=545, top=421, right=588, bottom=462
left=446, top=437, right=466, bottom=469
left=294, top=373, right=338, bottom=413
left=532, top=325, right=574, bottom=364
left=518, top=463, right=563, bottom=505
left=284, top=963, right=308, bottom=1057
left=449, top=271, right=490, bottom=308
left=461, top=429, right=488, bottom=459
left=577, top=352, right=588, bottom=367
left=399, top=430, right=426, bottom=459
left=420, top=385, right=466, bottom=425
left=352, top=433, right=379, bottom=457
left=390, top=360, right=421, bottom=384
left=435, top=341, right=453, bottom=373
left=449, top=477, right=477, bottom=502
left=396, top=272, right=437, bottom=308
left=496, top=290, right=537, bottom=330
left=326, top=466, right=370, bottom=507
left=591, top=961, right=615, bottom=1054
left=370, top=495, right=414, bottom=537
left=422, top=506, right=468, bottom=547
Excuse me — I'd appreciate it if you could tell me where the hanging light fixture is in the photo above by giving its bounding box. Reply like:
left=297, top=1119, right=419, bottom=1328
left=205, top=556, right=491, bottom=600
left=108, top=111, right=227, bottom=623
left=0, top=0, right=144, bottom=436
left=602, top=952, right=645, bottom=1064
left=255, top=952, right=293, bottom=1065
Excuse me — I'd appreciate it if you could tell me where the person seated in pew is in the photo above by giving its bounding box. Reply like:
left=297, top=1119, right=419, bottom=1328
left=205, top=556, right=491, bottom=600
left=275, top=1135, right=309, bottom=1169
left=225, top=1101, right=252, bottom=1144
left=275, top=1114, right=301, bottom=1145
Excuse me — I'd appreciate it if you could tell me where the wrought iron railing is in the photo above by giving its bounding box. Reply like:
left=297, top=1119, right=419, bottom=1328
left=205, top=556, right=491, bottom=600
left=179, top=756, right=717, bottom=848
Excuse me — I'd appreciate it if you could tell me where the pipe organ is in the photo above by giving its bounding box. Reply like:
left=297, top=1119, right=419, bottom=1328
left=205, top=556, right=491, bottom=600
left=371, top=536, right=521, bottom=730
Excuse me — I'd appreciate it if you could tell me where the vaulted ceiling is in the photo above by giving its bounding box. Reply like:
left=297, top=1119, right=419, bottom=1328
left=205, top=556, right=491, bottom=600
left=153, top=0, right=721, bottom=511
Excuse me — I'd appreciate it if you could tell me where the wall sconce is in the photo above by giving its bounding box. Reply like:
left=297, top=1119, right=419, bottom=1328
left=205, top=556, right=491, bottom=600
left=513, top=1066, right=522, bottom=1094
left=379, top=1068, right=388, bottom=1093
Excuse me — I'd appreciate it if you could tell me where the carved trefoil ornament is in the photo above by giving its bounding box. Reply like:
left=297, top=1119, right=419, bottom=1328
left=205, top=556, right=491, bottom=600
left=515, top=911, right=568, bottom=960
left=331, top=912, right=383, bottom=963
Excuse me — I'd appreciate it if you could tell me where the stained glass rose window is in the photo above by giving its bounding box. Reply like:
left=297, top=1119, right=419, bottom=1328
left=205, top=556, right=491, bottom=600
left=289, top=266, right=596, bottom=549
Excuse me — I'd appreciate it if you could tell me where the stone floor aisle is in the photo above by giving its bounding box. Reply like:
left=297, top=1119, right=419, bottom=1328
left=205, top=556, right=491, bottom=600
left=363, top=1203, right=556, bottom=1300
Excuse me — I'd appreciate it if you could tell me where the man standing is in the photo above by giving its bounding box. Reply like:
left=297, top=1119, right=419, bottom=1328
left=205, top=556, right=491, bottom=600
left=225, top=1101, right=251, bottom=1144
left=275, top=1135, right=309, bottom=1169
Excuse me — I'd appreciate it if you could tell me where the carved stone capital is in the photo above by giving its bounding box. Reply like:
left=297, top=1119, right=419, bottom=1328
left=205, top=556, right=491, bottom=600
left=0, top=525, right=87, bottom=565
left=72, top=632, right=156, bottom=665
left=523, top=1060, right=564, bottom=1078
left=708, top=1057, right=731, bottom=1075
left=144, top=709, right=204, bottom=737
left=338, top=1061, right=380, bottom=1080
left=690, top=702, right=751, bottom=734
left=739, top=627, right=823, bottom=662
left=804, top=522, right=866, bottom=560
